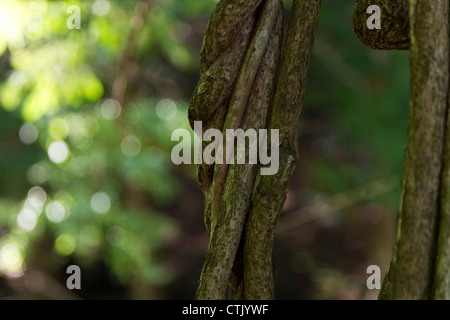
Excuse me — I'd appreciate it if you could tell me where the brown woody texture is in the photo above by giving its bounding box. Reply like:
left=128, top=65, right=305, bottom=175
left=353, top=0, right=410, bottom=50
left=189, top=0, right=322, bottom=299
left=353, top=0, right=450, bottom=299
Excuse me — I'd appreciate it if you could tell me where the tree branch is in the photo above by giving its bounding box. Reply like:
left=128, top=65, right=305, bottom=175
left=112, top=0, right=153, bottom=106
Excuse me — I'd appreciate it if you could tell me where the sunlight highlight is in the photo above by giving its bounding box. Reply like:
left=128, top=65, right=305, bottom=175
left=48, top=140, right=70, bottom=164
left=46, top=201, right=66, bottom=223
left=90, top=192, right=111, bottom=214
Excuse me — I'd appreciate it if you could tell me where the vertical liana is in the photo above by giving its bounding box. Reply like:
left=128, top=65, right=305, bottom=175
left=243, top=0, right=322, bottom=300
left=390, top=0, right=450, bottom=299
left=209, top=0, right=283, bottom=236
left=225, top=1, right=285, bottom=298
left=352, top=0, right=450, bottom=300
left=433, top=3, right=450, bottom=300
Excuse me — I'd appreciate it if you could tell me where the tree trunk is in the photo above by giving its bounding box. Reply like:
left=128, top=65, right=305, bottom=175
left=190, top=0, right=321, bottom=299
left=352, top=0, right=450, bottom=299
left=389, top=0, right=449, bottom=299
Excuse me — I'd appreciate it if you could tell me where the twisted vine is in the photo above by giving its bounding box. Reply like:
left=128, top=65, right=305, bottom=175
left=353, top=0, right=410, bottom=50
left=189, top=0, right=322, bottom=300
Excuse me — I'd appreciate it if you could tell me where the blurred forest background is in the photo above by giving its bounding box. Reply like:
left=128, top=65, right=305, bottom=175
left=0, top=0, right=410, bottom=300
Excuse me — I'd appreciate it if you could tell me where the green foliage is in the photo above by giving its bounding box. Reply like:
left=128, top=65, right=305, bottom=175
left=0, top=0, right=211, bottom=292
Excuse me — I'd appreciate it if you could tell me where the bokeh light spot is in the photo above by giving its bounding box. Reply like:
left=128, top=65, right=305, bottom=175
left=27, top=163, right=49, bottom=185
left=1, top=245, right=20, bottom=266
left=55, top=234, right=76, bottom=256
left=101, top=99, right=121, bottom=120
left=19, top=123, right=38, bottom=145
left=48, top=140, right=70, bottom=164
left=90, top=192, right=111, bottom=214
left=27, top=186, right=47, bottom=208
left=106, top=227, right=126, bottom=247
left=45, top=201, right=66, bottom=223
left=156, top=99, right=177, bottom=121
left=48, top=118, right=70, bottom=140
left=92, top=0, right=111, bottom=16
left=121, top=136, right=141, bottom=158
left=17, top=208, right=38, bottom=232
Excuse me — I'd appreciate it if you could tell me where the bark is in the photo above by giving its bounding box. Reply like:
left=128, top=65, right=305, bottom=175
left=208, top=0, right=283, bottom=235
left=352, top=0, right=410, bottom=50
left=194, top=0, right=284, bottom=300
left=191, top=0, right=321, bottom=299
left=379, top=0, right=450, bottom=300
left=227, top=5, right=284, bottom=298
left=433, top=8, right=450, bottom=300
left=200, top=0, right=265, bottom=73
left=189, top=15, right=257, bottom=193
left=434, top=85, right=450, bottom=300
left=243, top=0, right=322, bottom=300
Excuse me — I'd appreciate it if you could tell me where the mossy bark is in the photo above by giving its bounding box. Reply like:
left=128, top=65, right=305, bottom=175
left=352, top=0, right=410, bottom=50
left=243, top=0, right=321, bottom=300
left=195, top=0, right=284, bottom=300
left=378, top=0, right=450, bottom=299
left=191, top=0, right=321, bottom=300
